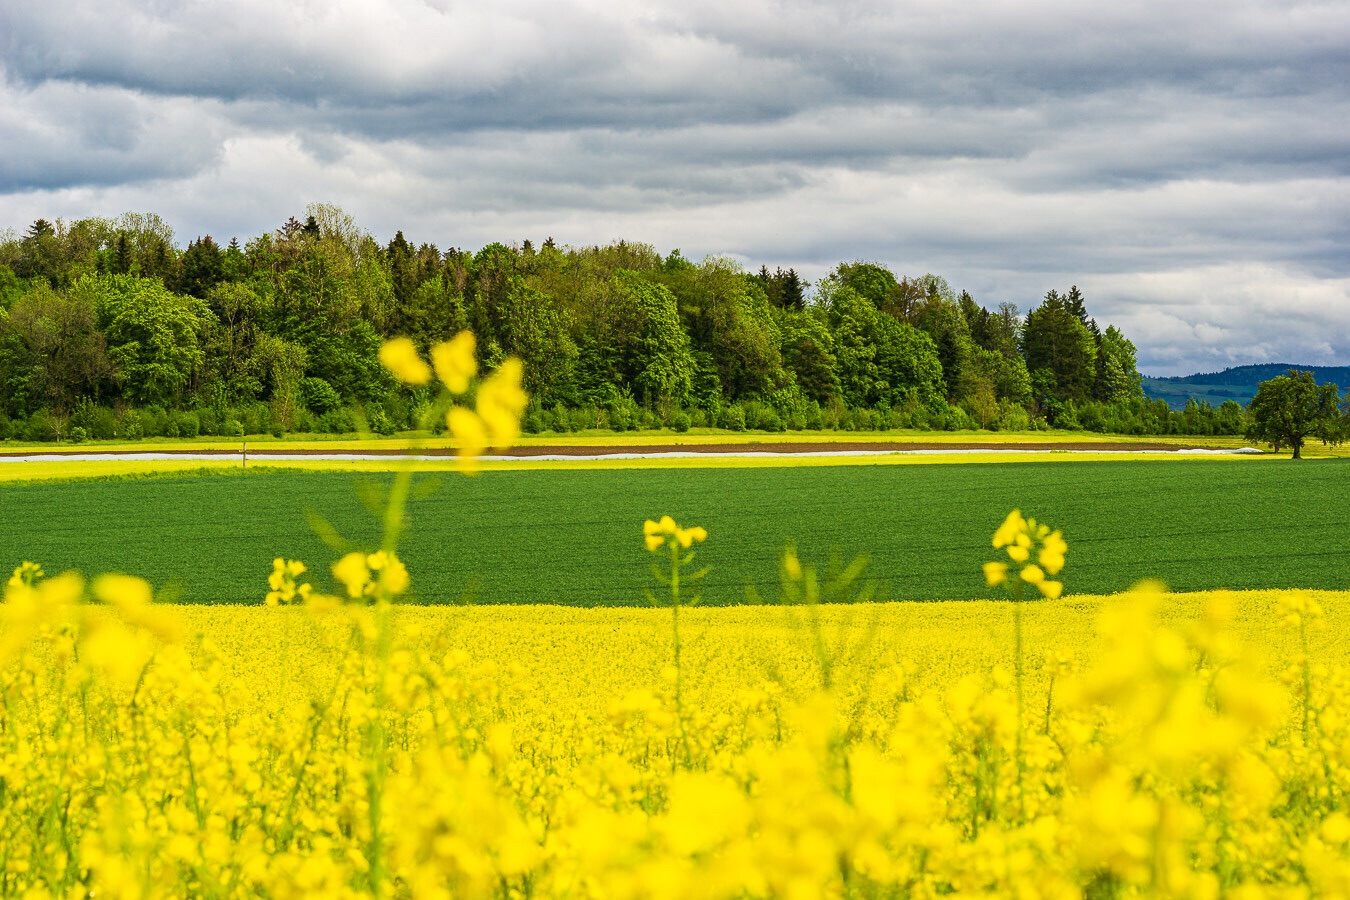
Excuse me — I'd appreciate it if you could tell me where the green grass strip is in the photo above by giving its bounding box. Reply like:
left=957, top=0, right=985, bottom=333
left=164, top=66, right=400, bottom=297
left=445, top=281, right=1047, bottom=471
left=1, top=459, right=1346, bottom=605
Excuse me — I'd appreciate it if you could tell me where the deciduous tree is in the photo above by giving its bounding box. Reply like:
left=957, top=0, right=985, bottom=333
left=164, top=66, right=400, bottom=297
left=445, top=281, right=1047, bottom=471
left=1246, top=370, right=1343, bottom=459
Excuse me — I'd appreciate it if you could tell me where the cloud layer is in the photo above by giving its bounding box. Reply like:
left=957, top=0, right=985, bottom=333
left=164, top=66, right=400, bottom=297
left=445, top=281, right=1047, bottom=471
left=2, top=0, right=1347, bottom=373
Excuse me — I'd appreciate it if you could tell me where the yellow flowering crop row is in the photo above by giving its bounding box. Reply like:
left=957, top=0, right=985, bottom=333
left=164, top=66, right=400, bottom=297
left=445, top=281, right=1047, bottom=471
left=4, top=562, right=1350, bottom=898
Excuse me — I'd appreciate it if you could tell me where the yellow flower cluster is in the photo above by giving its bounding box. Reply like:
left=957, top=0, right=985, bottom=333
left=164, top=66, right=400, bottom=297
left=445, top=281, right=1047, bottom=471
left=984, top=508, right=1067, bottom=599
left=642, top=515, right=708, bottom=553
left=4, top=548, right=1350, bottom=897
left=377, top=331, right=529, bottom=471
left=265, top=557, right=312, bottom=606
left=332, top=549, right=410, bottom=602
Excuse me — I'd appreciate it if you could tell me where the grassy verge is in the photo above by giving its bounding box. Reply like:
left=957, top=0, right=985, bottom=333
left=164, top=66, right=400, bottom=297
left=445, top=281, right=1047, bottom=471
left=3, top=460, right=1347, bottom=605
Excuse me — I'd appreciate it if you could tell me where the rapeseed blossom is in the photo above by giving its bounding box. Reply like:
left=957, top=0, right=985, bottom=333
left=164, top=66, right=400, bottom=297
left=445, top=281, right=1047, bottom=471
left=374, top=330, right=527, bottom=471
left=643, top=515, right=708, bottom=553
left=987, top=508, right=1066, bottom=599
left=431, top=330, right=478, bottom=394
left=333, top=550, right=410, bottom=601
left=265, top=557, right=312, bottom=606
left=378, top=336, right=433, bottom=385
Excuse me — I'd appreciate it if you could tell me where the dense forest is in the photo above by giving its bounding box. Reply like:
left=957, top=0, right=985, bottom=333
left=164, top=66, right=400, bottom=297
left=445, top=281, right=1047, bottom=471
left=0, top=204, right=1248, bottom=441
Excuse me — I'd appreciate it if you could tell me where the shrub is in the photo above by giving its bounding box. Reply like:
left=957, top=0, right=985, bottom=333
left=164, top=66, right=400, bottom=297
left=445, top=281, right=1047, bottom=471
left=313, top=408, right=348, bottom=436
left=300, top=377, right=342, bottom=414
left=670, top=410, right=691, bottom=433
left=718, top=405, right=746, bottom=431
left=120, top=411, right=145, bottom=440
left=548, top=402, right=571, bottom=433
left=176, top=412, right=201, bottom=439
left=68, top=426, right=88, bottom=443
left=803, top=402, right=823, bottom=431
left=25, top=410, right=59, bottom=442
left=609, top=404, right=632, bottom=432
left=368, top=409, right=396, bottom=436
left=568, top=406, right=595, bottom=433
left=997, top=401, right=1031, bottom=432
left=198, top=408, right=220, bottom=437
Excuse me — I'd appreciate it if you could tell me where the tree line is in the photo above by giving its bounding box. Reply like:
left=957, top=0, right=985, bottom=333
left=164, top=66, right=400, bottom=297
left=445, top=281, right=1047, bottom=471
left=0, top=204, right=1245, bottom=441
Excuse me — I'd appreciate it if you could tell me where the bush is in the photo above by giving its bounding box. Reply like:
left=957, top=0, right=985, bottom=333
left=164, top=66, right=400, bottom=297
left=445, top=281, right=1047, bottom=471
left=718, top=405, right=746, bottom=431
left=568, top=406, right=595, bottom=433
left=68, top=426, right=88, bottom=443
left=25, top=410, right=59, bottom=442
left=121, top=411, right=145, bottom=440
left=821, top=400, right=845, bottom=430
left=689, top=408, right=708, bottom=429
left=140, top=407, right=168, bottom=438
left=0, top=413, right=11, bottom=440
left=316, top=408, right=353, bottom=435
left=368, top=409, right=396, bottom=436
left=997, top=401, right=1031, bottom=432
left=71, top=400, right=117, bottom=441
left=239, top=403, right=270, bottom=436
left=176, top=412, right=201, bottom=439
left=756, top=406, right=784, bottom=433
left=549, top=402, right=571, bottom=433
left=609, top=404, right=632, bottom=432
left=669, top=410, right=691, bottom=433
left=198, top=408, right=220, bottom=437
left=803, top=402, right=823, bottom=431
left=935, top=405, right=974, bottom=432
left=300, top=377, right=342, bottom=414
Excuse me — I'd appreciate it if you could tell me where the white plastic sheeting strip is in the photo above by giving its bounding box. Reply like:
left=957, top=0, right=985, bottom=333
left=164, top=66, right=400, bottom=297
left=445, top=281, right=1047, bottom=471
left=0, top=447, right=1266, bottom=463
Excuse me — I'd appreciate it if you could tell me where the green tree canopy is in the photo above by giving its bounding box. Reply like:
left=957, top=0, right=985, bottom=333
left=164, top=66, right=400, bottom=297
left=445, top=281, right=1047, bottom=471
left=1245, top=369, right=1344, bottom=459
left=1023, top=291, right=1098, bottom=408
left=94, top=275, right=208, bottom=407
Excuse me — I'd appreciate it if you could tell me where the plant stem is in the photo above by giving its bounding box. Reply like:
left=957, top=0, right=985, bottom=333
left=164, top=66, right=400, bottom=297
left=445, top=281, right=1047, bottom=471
left=1013, top=584, right=1026, bottom=821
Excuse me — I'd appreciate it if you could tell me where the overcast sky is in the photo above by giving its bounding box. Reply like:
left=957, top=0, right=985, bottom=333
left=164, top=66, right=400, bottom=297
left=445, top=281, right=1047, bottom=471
left=1, top=0, right=1347, bottom=374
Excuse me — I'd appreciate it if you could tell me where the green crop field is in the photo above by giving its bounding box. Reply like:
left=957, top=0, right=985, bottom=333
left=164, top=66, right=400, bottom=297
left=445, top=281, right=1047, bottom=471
left=2, top=459, right=1347, bottom=605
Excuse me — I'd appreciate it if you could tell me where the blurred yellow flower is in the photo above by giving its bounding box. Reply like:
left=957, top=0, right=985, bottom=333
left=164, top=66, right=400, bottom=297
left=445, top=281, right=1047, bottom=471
left=333, top=551, right=371, bottom=599
left=448, top=406, right=490, bottom=470
left=378, top=337, right=432, bottom=385
left=983, top=561, right=1008, bottom=587
left=476, top=358, right=529, bottom=451
left=7, top=561, right=43, bottom=588
left=986, top=510, right=1068, bottom=600
left=643, top=516, right=707, bottom=554
left=431, top=331, right=478, bottom=394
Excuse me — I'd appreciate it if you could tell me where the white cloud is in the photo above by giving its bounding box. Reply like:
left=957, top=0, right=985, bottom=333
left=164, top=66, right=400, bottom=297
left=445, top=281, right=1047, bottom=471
left=1, top=0, right=1348, bottom=373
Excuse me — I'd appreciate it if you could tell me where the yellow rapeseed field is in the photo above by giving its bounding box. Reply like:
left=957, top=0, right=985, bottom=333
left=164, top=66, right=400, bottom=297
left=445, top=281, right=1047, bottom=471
left=5, top=546, right=1350, bottom=897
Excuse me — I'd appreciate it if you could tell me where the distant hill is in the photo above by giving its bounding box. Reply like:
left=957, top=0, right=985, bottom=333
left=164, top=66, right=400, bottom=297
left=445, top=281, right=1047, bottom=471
left=1143, top=364, right=1350, bottom=410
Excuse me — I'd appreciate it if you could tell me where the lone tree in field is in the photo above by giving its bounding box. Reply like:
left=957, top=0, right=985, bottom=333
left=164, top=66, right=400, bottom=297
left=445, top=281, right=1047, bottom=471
left=1246, top=369, right=1344, bottom=459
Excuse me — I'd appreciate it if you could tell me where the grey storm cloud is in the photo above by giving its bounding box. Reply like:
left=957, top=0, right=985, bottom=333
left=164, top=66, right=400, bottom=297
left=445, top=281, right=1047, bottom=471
left=0, top=0, right=1348, bottom=373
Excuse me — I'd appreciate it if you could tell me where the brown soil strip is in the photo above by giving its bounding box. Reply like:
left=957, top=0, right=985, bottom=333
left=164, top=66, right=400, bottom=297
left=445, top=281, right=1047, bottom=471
left=0, top=440, right=1218, bottom=458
